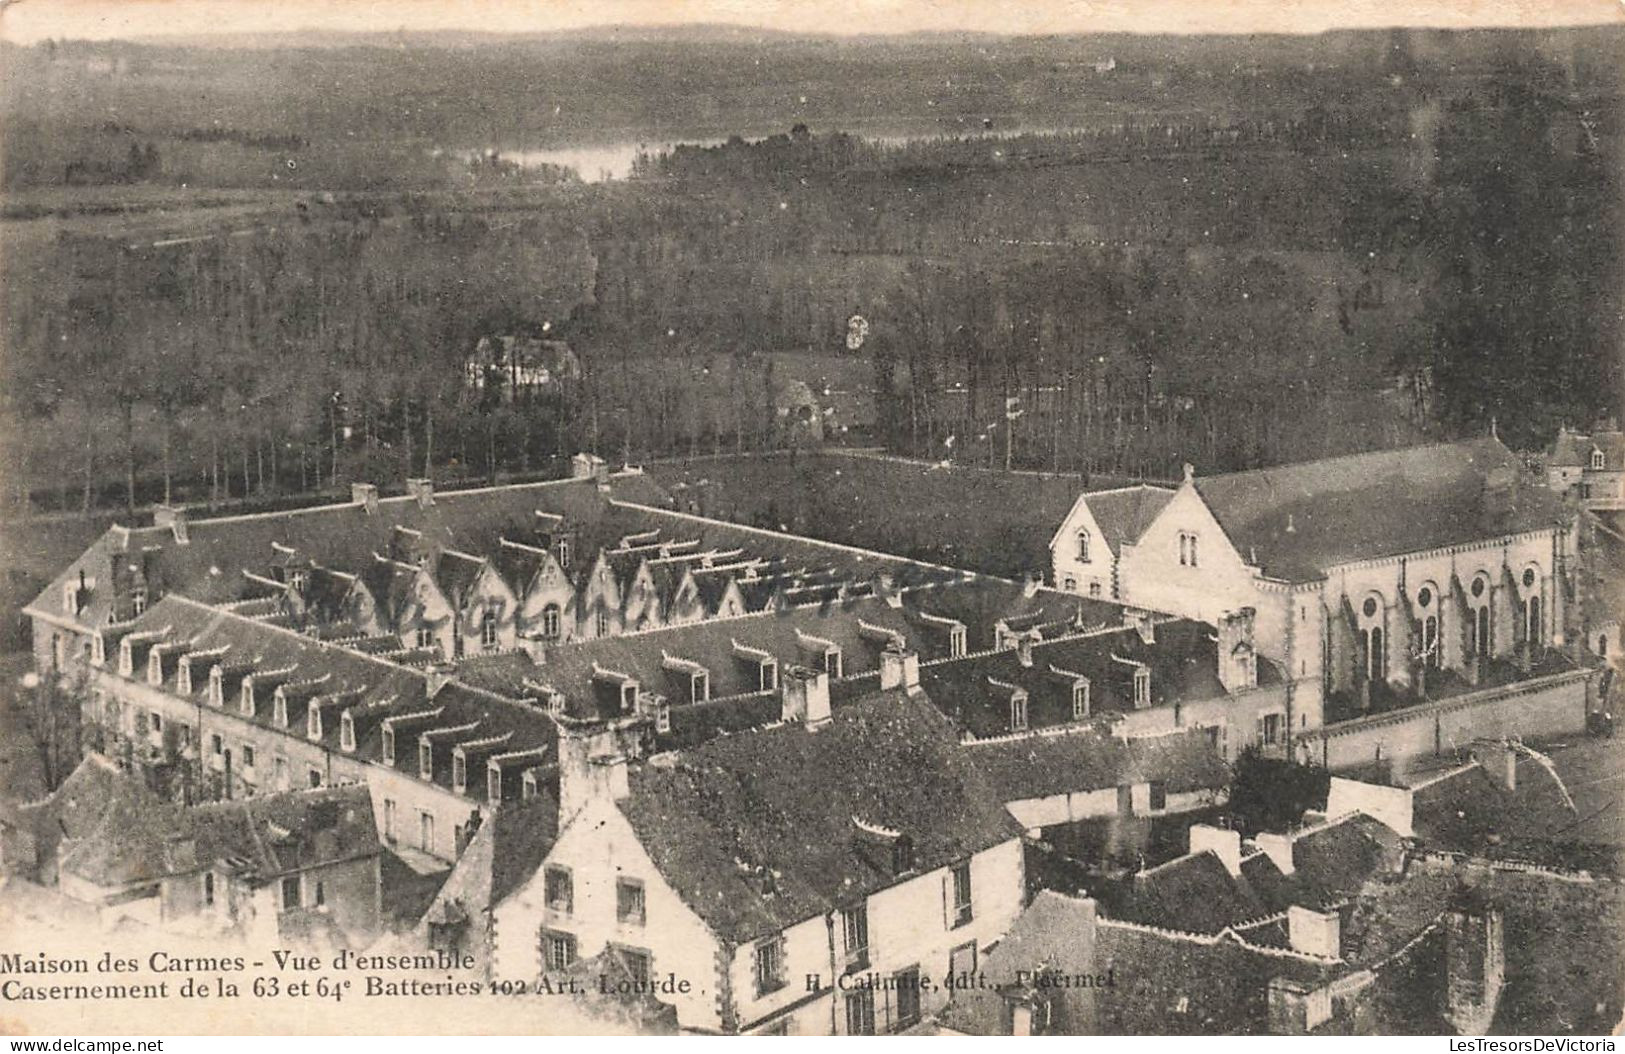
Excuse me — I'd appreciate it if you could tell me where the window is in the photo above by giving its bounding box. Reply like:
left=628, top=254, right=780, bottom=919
left=542, top=930, right=577, bottom=972
left=419, top=810, right=435, bottom=853
left=210, top=733, right=223, bottom=756
left=555, top=538, right=571, bottom=569
left=273, top=755, right=287, bottom=789
left=415, top=625, right=435, bottom=650
left=617, top=879, right=646, bottom=925
left=382, top=726, right=396, bottom=765
left=892, top=836, right=915, bottom=876
left=893, top=967, right=922, bottom=1030
left=1077, top=529, right=1091, bottom=563
left=1089, top=581, right=1103, bottom=598
left=281, top=876, right=300, bottom=911
left=595, top=611, right=610, bottom=637
left=314, top=880, right=325, bottom=908
left=487, top=766, right=502, bottom=803
left=545, top=867, right=573, bottom=914
left=522, top=771, right=539, bottom=800
left=383, top=799, right=397, bottom=841
left=202, top=872, right=215, bottom=908
left=340, top=712, right=355, bottom=751
left=1133, top=667, right=1151, bottom=708
left=1149, top=781, right=1168, bottom=812
left=845, top=989, right=876, bottom=1035
left=150, top=712, right=163, bottom=734
left=754, top=938, right=786, bottom=996
left=1525, top=595, right=1543, bottom=646
left=241, top=744, right=255, bottom=770
left=480, top=609, right=499, bottom=651
left=1178, top=532, right=1199, bottom=567
left=541, top=604, right=561, bottom=640
left=288, top=570, right=308, bottom=593
left=691, top=670, right=710, bottom=703
left=1262, top=713, right=1282, bottom=745
left=419, top=740, right=433, bottom=780
left=1422, top=616, right=1440, bottom=668
left=656, top=699, right=672, bottom=734
left=618, top=948, right=651, bottom=988
left=951, top=863, right=973, bottom=927
left=1073, top=681, right=1091, bottom=719
left=132, top=587, right=148, bottom=616
left=307, top=768, right=322, bottom=788
left=1062, top=576, right=1077, bottom=593
left=1593, top=449, right=1607, bottom=470
left=1009, top=695, right=1027, bottom=732
left=843, top=905, right=869, bottom=971
left=452, top=752, right=467, bottom=794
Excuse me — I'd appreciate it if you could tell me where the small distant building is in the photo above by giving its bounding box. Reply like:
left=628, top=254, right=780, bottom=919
left=1548, top=420, right=1624, bottom=511
left=466, top=336, right=582, bottom=402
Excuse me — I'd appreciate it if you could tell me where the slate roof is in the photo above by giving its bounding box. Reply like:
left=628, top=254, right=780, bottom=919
left=105, top=595, right=558, bottom=806
left=1551, top=426, right=1625, bottom=469
left=616, top=689, right=1023, bottom=943
left=963, top=726, right=1230, bottom=803
left=180, top=783, right=380, bottom=884
left=1194, top=438, right=1565, bottom=582
left=1111, top=851, right=1270, bottom=935
left=1072, top=485, right=1176, bottom=556
left=919, top=620, right=1226, bottom=739
left=1287, top=813, right=1407, bottom=906
left=11, top=754, right=180, bottom=884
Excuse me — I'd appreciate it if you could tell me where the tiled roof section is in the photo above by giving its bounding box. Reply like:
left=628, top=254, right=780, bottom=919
left=619, top=689, right=1023, bottom=943
left=1108, top=851, right=1269, bottom=934
left=13, top=754, right=179, bottom=881
left=1194, top=438, right=1565, bottom=582
left=108, top=595, right=558, bottom=805
left=965, top=727, right=1230, bottom=803
left=488, top=794, right=562, bottom=905
left=920, top=620, right=1224, bottom=738
left=183, top=784, right=380, bottom=883
left=1408, top=756, right=1610, bottom=865
left=936, top=891, right=1104, bottom=1035
left=1551, top=427, right=1625, bottom=469
left=1083, top=485, right=1177, bottom=555
left=906, top=581, right=1119, bottom=652
left=430, top=550, right=489, bottom=607
left=1289, top=814, right=1406, bottom=906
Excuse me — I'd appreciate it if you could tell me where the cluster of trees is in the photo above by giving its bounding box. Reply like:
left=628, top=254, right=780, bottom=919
left=2, top=50, right=1616, bottom=516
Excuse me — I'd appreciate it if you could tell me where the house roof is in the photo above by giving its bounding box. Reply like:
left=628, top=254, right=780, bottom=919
left=1193, top=438, right=1564, bottom=582
left=963, top=726, right=1230, bottom=804
left=12, top=754, right=179, bottom=882
left=1551, top=426, right=1625, bottom=469
left=1110, top=851, right=1271, bottom=935
left=616, top=689, right=1023, bottom=944
left=1065, top=485, right=1176, bottom=556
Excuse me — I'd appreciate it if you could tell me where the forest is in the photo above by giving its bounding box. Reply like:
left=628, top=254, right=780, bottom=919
left=0, top=27, right=1620, bottom=517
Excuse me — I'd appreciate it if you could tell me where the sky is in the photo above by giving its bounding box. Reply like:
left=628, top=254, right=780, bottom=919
left=2, top=0, right=1621, bottom=44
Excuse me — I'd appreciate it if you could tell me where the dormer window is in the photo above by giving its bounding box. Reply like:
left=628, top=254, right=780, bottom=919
left=147, top=648, right=162, bottom=686
left=306, top=706, right=321, bottom=740
left=541, top=604, right=561, bottom=640
left=240, top=680, right=255, bottom=715
left=64, top=583, right=80, bottom=616
left=621, top=683, right=637, bottom=714
left=452, top=752, right=467, bottom=794
left=548, top=691, right=565, bottom=717
left=759, top=658, right=778, bottom=692
left=1077, top=529, right=1091, bottom=563
left=480, top=609, right=499, bottom=651
left=1593, top=449, right=1607, bottom=470
left=418, top=739, right=433, bottom=780
left=656, top=699, right=672, bottom=734
left=690, top=670, right=709, bottom=703
left=1010, top=694, right=1028, bottom=732
left=891, top=835, right=915, bottom=875
left=90, top=634, right=106, bottom=667
left=382, top=725, right=396, bottom=765
left=340, top=711, right=356, bottom=752
left=415, top=625, right=435, bottom=650
left=288, top=570, right=308, bottom=593
left=522, top=770, right=538, bottom=800
left=487, top=765, right=502, bottom=803
left=273, top=692, right=288, bottom=728
left=132, top=587, right=148, bottom=616
left=118, top=639, right=133, bottom=677
left=950, top=625, right=967, bottom=659
left=177, top=660, right=192, bottom=696
left=825, top=648, right=843, bottom=679
left=1073, top=680, right=1091, bottom=720
left=555, top=538, right=571, bottom=569
left=1134, top=667, right=1152, bottom=708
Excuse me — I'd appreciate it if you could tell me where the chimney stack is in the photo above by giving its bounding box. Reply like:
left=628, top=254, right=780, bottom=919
left=406, top=478, right=435, bottom=509
left=351, top=483, right=380, bottom=515
left=878, top=643, right=920, bottom=693
left=1253, top=832, right=1296, bottom=875
left=1217, top=607, right=1258, bottom=693
left=1022, top=573, right=1041, bottom=599
left=1286, top=905, right=1341, bottom=958
left=1472, top=740, right=1519, bottom=793
left=557, top=720, right=633, bottom=821
left=425, top=663, right=455, bottom=699
left=153, top=504, right=189, bottom=544
left=1016, top=633, right=1035, bottom=668
left=1188, top=824, right=1243, bottom=876
left=1444, top=900, right=1506, bottom=1035
left=780, top=665, right=832, bottom=730
left=1123, top=608, right=1156, bottom=645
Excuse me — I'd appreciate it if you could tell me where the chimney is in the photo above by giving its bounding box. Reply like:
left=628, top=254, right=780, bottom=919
left=406, top=478, right=435, bottom=509
left=1022, top=573, right=1041, bottom=599
left=878, top=643, right=920, bottom=693
left=1268, top=977, right=1331, bottom=1034
left=1444, top=901, right=1506, bottom=1035
left=351, top=483, right=380, bottom=514
left=780, top=665, right=832, bottom=729
left=425, top=663, right=455, bottom=699
left=153, top=504, right=189, bottom=545
left=1285, top=513, right=1296, bottom=534
left=1188, top=824, right=1243, bottom=876
left=1472, top=740, right=1518, bottom=793
left=1217, top=607, right=1257, bottom=693
left=557, top=721, right=632, bottom=820
left=1123, top=608, right=1156, bottom=645
left=1015, top=633, right=1035, bottom=668
left=1254, top=832, right=1296, bottom=875
left=1286, top=905, right=1341, bottom=958
left=1182, top=462, right=1196, bottom=485
left=571, top=452, right=608, bottom=482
